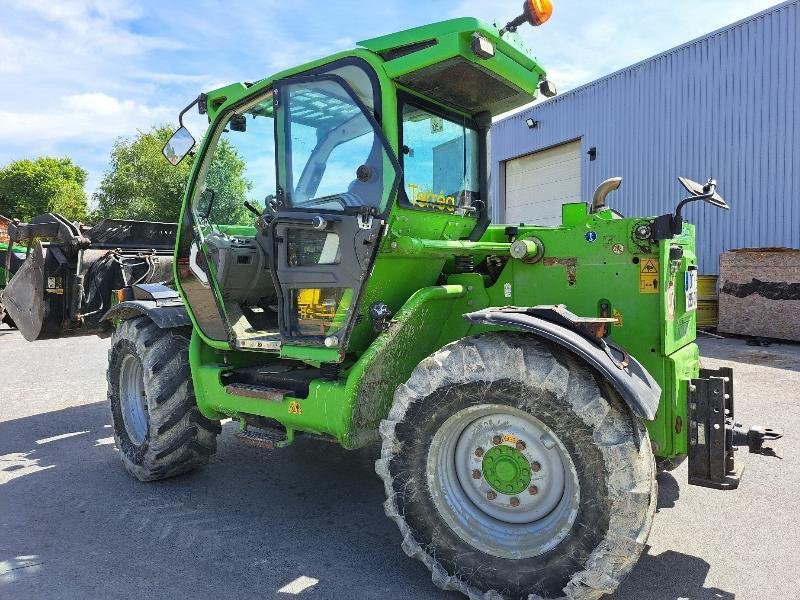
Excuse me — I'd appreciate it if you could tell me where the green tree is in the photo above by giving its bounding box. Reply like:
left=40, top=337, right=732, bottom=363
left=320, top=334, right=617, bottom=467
left=204, top=138, right=253, bottom=226
left=0, top=157, right=88, bottom=222
left=92, top=125, right=252, bottom=224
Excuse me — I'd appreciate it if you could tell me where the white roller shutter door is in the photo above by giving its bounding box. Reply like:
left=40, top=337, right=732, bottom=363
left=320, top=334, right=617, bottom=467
left=504, top=140, right=582, bottom=226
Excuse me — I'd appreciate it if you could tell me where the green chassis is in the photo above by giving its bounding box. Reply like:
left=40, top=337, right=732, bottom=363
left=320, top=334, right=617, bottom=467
left=168, top=18, right=700, bottom=459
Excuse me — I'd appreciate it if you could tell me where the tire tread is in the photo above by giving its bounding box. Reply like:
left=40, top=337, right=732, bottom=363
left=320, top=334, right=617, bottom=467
left=376, top=332, right=655, bottom=600
left=107, top=317, right=219, bottom=482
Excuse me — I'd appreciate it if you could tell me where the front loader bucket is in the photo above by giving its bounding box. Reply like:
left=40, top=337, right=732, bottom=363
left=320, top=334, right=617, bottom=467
left=1, top=242, right=49, bottom=341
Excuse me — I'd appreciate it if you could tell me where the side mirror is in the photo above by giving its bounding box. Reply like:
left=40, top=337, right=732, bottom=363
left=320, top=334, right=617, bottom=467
left=652, top=177, right=730, bottom=240
left=162, top=126, right=195, bottom=166
left=677, top=176, right=729, bottom=210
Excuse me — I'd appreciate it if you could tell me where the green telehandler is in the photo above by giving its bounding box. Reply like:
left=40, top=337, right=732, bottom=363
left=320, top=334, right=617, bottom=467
left=7, top=2, right=781, bottom=598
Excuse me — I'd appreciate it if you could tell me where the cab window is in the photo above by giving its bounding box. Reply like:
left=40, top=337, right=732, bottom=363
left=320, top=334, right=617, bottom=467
left=283, top=78, right=387, bottom=212
left=401, top=103, right=479, bottom=212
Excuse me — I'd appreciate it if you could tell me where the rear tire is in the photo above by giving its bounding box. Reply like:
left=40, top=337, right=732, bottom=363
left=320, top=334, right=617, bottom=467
left=377, top=333, right=656, bottom=600
left=107, top=317, right=220, bottom=482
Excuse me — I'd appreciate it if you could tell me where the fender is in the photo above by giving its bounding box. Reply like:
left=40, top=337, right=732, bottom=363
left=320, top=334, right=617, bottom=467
left=464, top=306, right=661, bottom=420
left=102, top=283, right=191, bottom=329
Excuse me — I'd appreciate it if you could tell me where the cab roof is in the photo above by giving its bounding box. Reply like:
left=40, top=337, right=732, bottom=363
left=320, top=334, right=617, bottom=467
left=204, top=18, right=548, bottom=122
left=358, top=18, right=547, bottom=115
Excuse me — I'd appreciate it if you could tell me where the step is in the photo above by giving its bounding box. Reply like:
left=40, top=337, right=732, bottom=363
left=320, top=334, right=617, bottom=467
left=224, top=383, right=291, bottom=402
left=235, top=428, right=287, bottom=449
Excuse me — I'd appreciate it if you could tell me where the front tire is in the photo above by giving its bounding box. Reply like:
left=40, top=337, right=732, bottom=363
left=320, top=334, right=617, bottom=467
left=107, top=317, right=220, bottom=482
left=376, top=333, right=656, bottom=600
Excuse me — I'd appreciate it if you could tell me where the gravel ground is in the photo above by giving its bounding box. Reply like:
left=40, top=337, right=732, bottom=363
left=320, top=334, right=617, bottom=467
left=0, top=324, right=796, bottom=599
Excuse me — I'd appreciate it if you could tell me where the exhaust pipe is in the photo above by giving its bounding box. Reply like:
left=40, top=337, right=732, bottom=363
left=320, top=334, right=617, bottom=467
left=590, top=177, right=623, bottom=213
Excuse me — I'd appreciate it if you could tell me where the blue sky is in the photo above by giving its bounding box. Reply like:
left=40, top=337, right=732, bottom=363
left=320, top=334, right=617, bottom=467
left=0, top=0, right=782, bottom=205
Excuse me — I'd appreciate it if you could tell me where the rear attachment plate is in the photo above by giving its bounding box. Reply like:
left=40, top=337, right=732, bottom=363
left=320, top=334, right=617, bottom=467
left=688, top=366, right=741, bottom=490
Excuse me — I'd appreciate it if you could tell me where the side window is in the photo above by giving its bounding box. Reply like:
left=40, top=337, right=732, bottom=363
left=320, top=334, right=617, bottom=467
left=282, top=78, right=391, bottom=212
left=401, top=103, right=479, bottom=212
left=194, top=96, right=276, bottom=226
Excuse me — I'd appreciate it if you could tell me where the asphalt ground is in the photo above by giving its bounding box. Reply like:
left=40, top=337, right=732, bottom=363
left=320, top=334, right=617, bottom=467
left=1, top=323, right=797, bottom=599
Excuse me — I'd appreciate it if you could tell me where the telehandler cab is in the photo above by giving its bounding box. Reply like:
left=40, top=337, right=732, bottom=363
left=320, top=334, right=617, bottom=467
left=8, top=2, right=779, bottom=598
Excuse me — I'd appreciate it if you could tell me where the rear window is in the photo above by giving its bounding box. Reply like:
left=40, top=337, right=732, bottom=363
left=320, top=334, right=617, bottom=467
left=401, top=103, right=479, bottom=213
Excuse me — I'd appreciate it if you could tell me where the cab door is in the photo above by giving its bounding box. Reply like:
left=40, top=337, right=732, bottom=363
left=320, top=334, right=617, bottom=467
left=272, top=70, right=400, bottom=349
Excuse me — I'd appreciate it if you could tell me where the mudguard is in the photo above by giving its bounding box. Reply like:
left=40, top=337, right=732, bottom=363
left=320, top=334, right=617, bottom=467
left=102, top=284, right=190, bottom=329
left=464, top=306, right=662, bottom=420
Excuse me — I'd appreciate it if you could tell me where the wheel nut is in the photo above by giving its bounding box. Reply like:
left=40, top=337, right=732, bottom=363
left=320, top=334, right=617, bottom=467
left=472, top=469, right=482, bottom=480
left=528, top=485, right=538, bottom=495
left=474, top=447, right=484, bottom=457
left=487, top=491, right=497, bottom=501
left=510, top=497, right=520, bottom=507
left=492, top=435, right=502, bottom=445
left=531, top=461, right=541, bottom=472
left=515, top=440, right=526, bottom=451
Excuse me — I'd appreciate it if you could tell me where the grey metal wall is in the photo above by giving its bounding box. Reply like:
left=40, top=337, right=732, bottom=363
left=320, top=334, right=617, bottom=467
left=490, top=0, right=799, bottom=273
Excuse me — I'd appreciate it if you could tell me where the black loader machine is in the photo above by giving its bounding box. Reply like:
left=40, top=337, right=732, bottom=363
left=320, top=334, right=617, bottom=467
left=0, top=213, right=176, bottom=340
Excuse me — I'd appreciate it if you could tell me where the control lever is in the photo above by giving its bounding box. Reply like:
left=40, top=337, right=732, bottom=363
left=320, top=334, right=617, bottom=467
left=243, top=200, right=261, bottom=217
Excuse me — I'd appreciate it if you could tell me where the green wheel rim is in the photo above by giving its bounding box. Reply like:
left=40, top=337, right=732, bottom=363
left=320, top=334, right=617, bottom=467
left=482, top=445, right=532, bottom=495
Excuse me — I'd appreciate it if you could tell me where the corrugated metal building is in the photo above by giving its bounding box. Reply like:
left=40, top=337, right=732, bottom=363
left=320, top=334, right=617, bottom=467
left=490, top=0, right=799, bottom=273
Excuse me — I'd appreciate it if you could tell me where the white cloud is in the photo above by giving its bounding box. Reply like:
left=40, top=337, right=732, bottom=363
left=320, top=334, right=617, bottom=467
left=0, top=0, right=788, bottom=200
left=63, top=93, right=139, bottom=117
left=0, top=0, right=193, bottom=194
left=0, top=93, right=173, bottom=145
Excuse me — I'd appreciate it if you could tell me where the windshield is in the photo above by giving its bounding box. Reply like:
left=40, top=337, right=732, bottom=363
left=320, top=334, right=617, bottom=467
left=401, top=102, right=479, bottom=213
left=283, top=78, right=387, bottom=212
left=192, top=93, right=276, bottom=226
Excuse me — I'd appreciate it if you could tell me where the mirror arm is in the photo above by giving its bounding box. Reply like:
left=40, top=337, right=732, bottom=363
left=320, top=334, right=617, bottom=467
left=674, top=185, right=716, bottom=226
left=670, top=181, right=718, bottom=235
left=178, top=93, right=208, bottom=128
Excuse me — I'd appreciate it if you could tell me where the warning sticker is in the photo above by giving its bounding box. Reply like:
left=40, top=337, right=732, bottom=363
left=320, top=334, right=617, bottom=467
left=501, top=433, right=518, bottom=445
left=639, top=258, right=659, bottom=294
left=685, top=270, right=698, bottom=311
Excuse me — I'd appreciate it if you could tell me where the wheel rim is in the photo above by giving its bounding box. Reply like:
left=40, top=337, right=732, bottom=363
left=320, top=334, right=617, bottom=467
left=119, top=354, right=148, bottom=445
left=427, top=404, right=580, bottom=559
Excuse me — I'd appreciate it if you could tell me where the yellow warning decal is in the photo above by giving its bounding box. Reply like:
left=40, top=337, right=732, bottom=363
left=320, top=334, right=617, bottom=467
left=502, top=433, right=518, bottom=445
left=639, top=258, right=659, bottom=294
left=288, top=401, right=302, bottom=415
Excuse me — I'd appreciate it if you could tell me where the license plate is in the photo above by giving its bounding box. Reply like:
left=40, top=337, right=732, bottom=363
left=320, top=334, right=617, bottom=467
left=685, top=270, right=698, bottom=311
